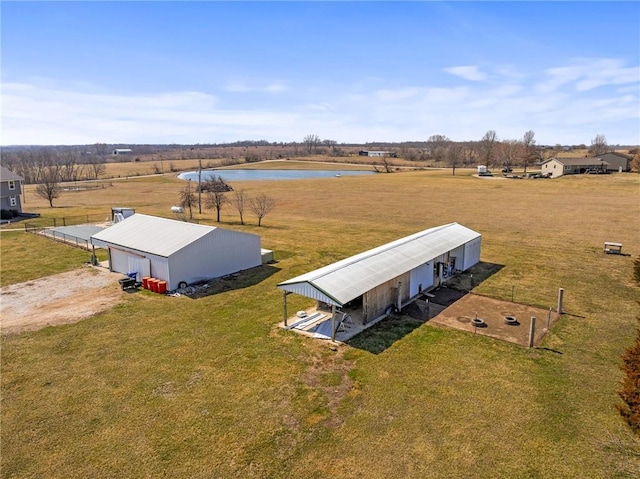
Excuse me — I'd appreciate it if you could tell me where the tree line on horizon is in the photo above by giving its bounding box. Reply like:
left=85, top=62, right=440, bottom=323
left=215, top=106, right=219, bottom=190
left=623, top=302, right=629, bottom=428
left=2, top=131, right=638, bottom=207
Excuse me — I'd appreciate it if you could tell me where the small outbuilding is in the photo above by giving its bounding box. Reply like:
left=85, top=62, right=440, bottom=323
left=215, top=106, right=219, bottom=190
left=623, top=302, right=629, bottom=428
left=112, top=148, right=133, bottom=155
left=595, top=152, right=632, bottom=172
left=277, top=223, right=481, bottom=338
left=91, top=214, right=261, bottom=290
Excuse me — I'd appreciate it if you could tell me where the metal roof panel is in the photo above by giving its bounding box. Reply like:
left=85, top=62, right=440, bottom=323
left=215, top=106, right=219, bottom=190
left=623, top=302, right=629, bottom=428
left=278, top=223, right=481, bottom=305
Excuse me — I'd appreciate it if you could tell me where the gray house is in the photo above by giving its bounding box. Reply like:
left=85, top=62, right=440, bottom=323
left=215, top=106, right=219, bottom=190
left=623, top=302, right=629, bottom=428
left=595, top=152, right=632, bottom=172
left=0, top=166, right=23, bottom=215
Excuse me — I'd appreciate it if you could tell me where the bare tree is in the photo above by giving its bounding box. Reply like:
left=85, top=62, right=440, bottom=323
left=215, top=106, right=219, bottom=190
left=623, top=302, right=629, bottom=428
left=589, top=134, right=611, bottom=157
left=479, top=130, right=498, bottom=167
left=179, top=180, right=197, bottom=219
left=205, top=188, right=230, bottom=222
left=94, top=143, right=110, bottom=156
left=303, top=134, right=321, bottom=154
left=521, top=130, right=537, bottom=174
left=426, top=134, right=450, bottom=162
left=233, top=189, right=248, bottom=225
left=461, top=143, right=477, bottom=167
left=35, top=166, right=62, bottom=207
left=88, top=157, right=106, bottom=180
left=58, top=150, right=80, bottom=182
left=200, top=175, right=232, bottom=193
left=446, top=142, right=464, bottom=175
left=499, top=140, right=523, bottom=171
left=250, top=193, right=275, bottom=227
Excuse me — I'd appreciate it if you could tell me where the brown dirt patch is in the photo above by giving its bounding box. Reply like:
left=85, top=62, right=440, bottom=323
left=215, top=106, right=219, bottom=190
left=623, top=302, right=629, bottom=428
left=429, top=293, right=559, bottom=347
left=0, top=266, right=125, bottom=335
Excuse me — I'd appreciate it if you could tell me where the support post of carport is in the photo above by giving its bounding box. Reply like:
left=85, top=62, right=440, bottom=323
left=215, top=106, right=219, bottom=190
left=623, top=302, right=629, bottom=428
left=331, top=305, right=337, bottom=341
left=283, top=291, right=291, bottom=326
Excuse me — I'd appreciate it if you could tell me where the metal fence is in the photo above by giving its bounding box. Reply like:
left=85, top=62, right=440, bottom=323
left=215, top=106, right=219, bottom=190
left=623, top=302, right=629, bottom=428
left=24, top=225, right=93, bottom=250
left=23, top=213, right=108, bottom=229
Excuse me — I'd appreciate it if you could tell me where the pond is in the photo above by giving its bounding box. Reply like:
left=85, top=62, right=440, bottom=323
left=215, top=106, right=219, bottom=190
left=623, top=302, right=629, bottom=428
left=178, top=169, right=376, bottom=182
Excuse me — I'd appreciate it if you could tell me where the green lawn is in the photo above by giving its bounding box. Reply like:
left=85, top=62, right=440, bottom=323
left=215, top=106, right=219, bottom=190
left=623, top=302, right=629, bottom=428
left=2, top=169, right=639, bottom=478
left=0, top=230, right=99, bottom=287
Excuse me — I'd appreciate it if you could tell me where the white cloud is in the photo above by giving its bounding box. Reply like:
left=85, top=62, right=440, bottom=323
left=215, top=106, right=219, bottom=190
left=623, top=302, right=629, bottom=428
left=445, top=66, right=487, bottom=82
left=537, top=58, right=640, bottom=93
left=2, top=60, right=639, bottom=146
left=224, top=80, right=288, bottom=94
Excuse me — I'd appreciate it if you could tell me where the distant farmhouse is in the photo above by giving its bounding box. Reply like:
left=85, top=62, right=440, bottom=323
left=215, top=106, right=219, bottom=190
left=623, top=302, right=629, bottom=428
left=540, top=151, right=633, bottom=178
left=358, top=150, right=397, bottom=158
left=541, top=158, right=609, bottom=178
left=112, top=148, right=133, bottom=155
left=0, top=166, right=23, bottom=216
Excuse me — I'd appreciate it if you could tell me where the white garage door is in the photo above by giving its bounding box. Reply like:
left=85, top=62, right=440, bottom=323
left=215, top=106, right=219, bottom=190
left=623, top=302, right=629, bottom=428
left=110, top=248, right=147, bottom=279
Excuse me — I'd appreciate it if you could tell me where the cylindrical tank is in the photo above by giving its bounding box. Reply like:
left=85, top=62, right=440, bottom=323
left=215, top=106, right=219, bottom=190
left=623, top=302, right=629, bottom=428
left=142, top=277, right=150, bottom=289
left=157, top=281, right=167, bottom=294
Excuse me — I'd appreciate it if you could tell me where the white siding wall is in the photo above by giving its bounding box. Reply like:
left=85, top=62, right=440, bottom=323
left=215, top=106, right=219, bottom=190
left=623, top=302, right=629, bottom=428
left=463, top=237, right=481, bottom=270
left=409, top=261, right=433, bottom=297
left=167, top=228, right=261, bottom=290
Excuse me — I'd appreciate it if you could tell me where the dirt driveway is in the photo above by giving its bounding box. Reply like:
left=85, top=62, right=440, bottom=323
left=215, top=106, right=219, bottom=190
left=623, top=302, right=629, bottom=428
left=0, top=266, right=125, bottom=335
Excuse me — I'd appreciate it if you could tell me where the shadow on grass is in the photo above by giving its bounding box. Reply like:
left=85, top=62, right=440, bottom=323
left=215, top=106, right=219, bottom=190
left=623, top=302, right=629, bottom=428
left=444, top=261, right=505, bottom=292
left=346, top=314, right=425, bottom=355
left=183, top=264, right=281, bottom=299
left=345, top=261, right=505, bottom=354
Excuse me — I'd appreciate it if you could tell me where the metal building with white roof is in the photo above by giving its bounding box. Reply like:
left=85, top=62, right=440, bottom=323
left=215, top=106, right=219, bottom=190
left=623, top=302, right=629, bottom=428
left=277, top=223, right=481, bottom=332
left=91, top=214, right=261, bottom=290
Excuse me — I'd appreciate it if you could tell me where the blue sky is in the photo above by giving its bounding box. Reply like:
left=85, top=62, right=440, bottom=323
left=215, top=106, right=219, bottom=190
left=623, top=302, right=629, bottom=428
left=2, top=1, right=639, bottom=146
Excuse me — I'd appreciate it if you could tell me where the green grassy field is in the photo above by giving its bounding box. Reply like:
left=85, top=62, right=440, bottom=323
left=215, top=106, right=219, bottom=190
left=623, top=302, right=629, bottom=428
left=2, top=167, right=640, bottom=478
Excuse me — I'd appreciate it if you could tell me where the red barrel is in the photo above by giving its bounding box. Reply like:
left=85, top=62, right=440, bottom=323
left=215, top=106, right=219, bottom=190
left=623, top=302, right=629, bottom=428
left=149, top=278, right=158, bottom=293
left=142, top=277, right=150, bottom=289
left=157, top=281, right=167, bottom=294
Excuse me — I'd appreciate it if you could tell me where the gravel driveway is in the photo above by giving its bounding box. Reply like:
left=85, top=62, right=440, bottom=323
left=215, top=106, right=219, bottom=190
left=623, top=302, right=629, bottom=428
left=0, top=266, right=125, bottom=335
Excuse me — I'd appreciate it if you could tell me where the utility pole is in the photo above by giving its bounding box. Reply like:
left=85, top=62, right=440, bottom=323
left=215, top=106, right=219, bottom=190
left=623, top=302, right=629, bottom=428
left=198, top=159, right=202, bottom=214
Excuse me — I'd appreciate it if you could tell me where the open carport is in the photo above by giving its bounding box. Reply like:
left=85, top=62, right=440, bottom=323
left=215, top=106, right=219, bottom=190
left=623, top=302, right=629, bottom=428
left=277, top=223, right=482, bottom=341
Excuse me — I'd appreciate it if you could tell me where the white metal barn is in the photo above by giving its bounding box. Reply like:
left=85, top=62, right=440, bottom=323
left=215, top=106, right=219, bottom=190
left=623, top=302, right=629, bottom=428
left=277, top=223, right=481, bottom=330
left=91, top=214, right=261, bottom=290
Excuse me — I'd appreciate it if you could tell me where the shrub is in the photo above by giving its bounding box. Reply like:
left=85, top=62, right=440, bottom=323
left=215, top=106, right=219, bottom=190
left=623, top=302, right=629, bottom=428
left=618, top=315, right=640, bottom=435
left=0, top=209, right=18, bottom=220
left=245, top=152, right=261, bottom=163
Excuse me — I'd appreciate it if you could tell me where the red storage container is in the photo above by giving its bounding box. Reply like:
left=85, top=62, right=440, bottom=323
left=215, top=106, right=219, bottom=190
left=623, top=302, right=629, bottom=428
left=142, top=277, right=150, bottom=289
left=157, top=281, right=167, bottom=294
left=149, top=278, right=158, bottom=293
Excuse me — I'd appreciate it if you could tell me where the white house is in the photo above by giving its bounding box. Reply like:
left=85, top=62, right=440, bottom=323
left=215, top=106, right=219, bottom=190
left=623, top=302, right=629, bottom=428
left=91, top=214, right=262, bottom=290
left=277, top=223, right=481, bottom=332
